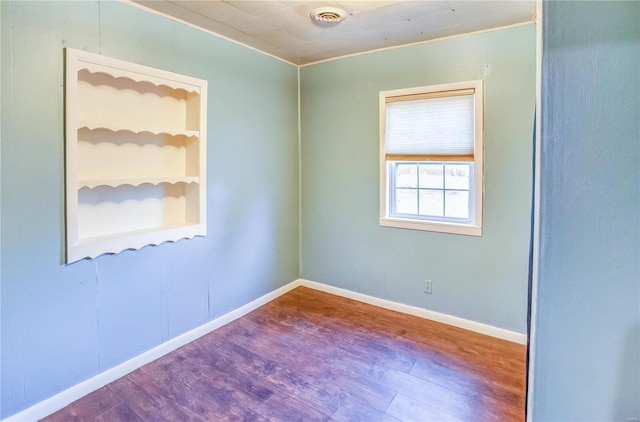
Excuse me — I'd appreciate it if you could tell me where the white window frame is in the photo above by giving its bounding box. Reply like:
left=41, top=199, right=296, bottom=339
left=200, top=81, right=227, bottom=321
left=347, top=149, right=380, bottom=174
left=379, top=80, right=484, bottom=236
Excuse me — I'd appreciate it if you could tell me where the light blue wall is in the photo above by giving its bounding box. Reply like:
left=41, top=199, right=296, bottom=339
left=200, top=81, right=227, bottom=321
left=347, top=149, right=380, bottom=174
left=0, top=1, right=3, bottom=415
left=0, top=1, right=298, bottom=417
left=300, top=25, right=536, bottom=333
left=533, top=1, right=640, bottom=420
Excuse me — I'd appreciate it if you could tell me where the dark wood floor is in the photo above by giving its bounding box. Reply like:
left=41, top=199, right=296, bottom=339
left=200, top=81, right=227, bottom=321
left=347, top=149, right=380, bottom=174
left=43, top=286, right=526, bottom=421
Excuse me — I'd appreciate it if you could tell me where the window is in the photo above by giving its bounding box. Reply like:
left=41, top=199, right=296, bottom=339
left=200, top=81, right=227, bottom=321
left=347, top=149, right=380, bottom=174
left=379, top=81, right=483, bottom=236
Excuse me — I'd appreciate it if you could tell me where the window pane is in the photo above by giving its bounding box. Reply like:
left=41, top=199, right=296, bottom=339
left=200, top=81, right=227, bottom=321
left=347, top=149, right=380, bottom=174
left=395, top=188, right=418, bottom=214
left=419, top=190, right=444, bottom=217
left=445, top=164, right=470, bottom=190
left=445, top=191, right=469, bottom=219
left=419, top=164, right=443, bottom=189
left=395, top=164, right=418, bottom=188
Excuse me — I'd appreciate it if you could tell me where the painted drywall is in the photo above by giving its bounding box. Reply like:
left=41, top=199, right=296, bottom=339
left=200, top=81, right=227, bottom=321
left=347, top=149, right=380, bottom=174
left=0, top=2, right=3, bottom=416
left=532, top=1, right=640, bottom=420
left=300, top=25, right=535, bottom=333
left=0, top=0, right=298, bottom=417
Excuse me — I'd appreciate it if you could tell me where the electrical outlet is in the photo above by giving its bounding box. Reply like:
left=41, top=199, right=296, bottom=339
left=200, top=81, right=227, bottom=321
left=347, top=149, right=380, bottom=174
left=424, top=280, right=433, bottom=294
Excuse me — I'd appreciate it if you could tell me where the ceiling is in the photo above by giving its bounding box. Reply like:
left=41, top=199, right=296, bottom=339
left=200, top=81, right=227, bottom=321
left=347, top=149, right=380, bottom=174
left=132, top=0, right=535, bottom=65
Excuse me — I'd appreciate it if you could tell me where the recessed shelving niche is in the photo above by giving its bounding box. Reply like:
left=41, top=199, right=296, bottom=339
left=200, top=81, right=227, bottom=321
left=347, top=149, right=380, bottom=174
left=65, top=48, right=207, bottom=262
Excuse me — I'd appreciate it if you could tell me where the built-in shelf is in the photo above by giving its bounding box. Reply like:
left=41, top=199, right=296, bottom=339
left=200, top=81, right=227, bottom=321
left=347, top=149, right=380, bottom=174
left=77, top=62, right=200, bottom=93
left=77, top=123, right=200, bottom=139
left=78, top=177, right=200, bottom=189
left=75, top=223, right=204, bottom=261
left=65, top=48, right=207, bottom=263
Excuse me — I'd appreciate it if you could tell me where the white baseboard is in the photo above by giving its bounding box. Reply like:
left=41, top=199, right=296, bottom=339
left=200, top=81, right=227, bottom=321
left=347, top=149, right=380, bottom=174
left=298, top=279, right=528, bottom=345
left=4, top=280, right=303, bottom=422
left=5, top=277, right=525, bottom=421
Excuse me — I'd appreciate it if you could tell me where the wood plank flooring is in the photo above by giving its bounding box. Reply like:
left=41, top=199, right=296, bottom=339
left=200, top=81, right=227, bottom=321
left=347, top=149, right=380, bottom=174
left=42, top=286, right=526, bottom=421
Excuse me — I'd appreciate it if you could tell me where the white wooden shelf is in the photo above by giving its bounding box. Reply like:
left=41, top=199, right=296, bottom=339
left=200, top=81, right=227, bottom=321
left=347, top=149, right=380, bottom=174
left=75, top=223, right=204, bottom=260
left=77, top=61, right=201, bottom=94
left=78, top=123, right=199, bottom=139
left=65, top=48, right=207, bottom=263
left=78, top=177, right=199, bottom=189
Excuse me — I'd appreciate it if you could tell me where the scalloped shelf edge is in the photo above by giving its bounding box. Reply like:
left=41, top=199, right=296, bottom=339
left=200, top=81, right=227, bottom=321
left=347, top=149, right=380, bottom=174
left=79, top=177, right=200, bottom=189
left=67, top=225, right=206, bottom=263
left=78, top=64, right=200, bottom=94
left=78, top=124, right=199, bottom=139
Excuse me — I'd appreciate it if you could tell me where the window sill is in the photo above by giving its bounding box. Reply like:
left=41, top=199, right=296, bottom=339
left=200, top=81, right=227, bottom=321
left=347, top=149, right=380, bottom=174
left=379, top=217, right=482, bottom=236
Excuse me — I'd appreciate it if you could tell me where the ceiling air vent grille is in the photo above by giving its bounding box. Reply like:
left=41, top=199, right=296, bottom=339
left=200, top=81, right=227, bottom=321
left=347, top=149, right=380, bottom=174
left=311, top=7, right=347, bottom=26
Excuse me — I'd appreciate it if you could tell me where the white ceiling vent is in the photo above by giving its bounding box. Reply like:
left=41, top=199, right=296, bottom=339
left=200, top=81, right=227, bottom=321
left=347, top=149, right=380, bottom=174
left=310, top=7, right=347, bottom=26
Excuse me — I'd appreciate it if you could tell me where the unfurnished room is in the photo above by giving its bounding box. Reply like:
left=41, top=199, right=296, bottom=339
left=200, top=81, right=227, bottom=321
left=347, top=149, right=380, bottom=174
left=1, top=1, right=638, bottom=421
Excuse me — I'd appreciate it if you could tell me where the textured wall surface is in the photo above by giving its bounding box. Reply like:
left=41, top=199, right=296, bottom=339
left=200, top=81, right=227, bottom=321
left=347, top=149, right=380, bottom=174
left=533, top=1, right=640, bottom=420
left=0, top=1, right=299, bottom=417
left=300, top=25, right=536, bottom=333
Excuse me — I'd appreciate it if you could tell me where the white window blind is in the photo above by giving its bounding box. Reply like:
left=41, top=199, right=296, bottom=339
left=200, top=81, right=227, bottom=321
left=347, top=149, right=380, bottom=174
left=385, top=91, right=475, bottom=160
